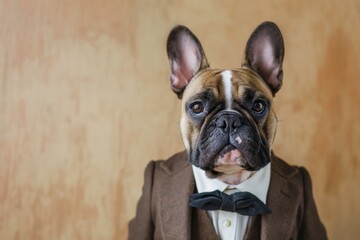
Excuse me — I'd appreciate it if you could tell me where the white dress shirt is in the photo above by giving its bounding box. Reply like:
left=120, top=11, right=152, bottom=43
left=192, top=163, right=271, bottom=240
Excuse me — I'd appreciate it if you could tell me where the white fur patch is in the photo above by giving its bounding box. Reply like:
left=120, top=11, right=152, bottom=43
left=221, top=70, right=233, bottom=109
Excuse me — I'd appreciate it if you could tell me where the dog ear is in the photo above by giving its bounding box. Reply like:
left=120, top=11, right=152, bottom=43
left=243, top=22, right=285, bottom=96
left=167, top=25, right=209, bottom=98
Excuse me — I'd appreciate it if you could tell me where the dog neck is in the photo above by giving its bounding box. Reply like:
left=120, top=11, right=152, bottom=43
left=207, top=169, right=255, bottom=185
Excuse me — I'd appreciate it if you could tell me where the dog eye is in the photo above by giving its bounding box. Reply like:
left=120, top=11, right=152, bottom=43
left=190, top=102, right=205, bottom=114
left=252, top=100, right=266, bottom=113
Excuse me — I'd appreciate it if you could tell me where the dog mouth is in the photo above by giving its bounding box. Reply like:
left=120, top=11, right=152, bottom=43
left=212, top=145, right=247, bottom=173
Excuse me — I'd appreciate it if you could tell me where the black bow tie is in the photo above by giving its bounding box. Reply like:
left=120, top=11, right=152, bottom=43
left=189, top=190, right=271, bottom=216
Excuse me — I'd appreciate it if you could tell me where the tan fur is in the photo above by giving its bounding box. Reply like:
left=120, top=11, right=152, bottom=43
left=180, top=67, right=277, bottom=154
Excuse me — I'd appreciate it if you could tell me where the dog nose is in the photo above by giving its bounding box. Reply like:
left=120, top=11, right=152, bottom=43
left=215, top=113, right=242, bottom=134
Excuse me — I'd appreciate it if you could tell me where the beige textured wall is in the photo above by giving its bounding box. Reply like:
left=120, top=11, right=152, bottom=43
left=0, top=0, right=359, bottom=239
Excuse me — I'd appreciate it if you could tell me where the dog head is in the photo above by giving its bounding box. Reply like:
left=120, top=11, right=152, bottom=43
left=166, top=22, right=284, bottom=182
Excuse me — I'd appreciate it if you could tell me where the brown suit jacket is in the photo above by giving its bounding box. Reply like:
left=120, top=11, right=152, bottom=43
left=128, top=151, right=327, bottom=240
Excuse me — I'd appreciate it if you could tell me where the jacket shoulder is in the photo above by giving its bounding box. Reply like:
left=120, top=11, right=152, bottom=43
left=271, top=153, right=302, bottom=180
left=155, top=150, right=189, bottom=176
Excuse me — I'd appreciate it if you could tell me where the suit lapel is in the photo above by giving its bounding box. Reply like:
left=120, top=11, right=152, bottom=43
left=244, top=215, right=261, bottom=240
left=158, top=152, right=194, bottom=240
left=245, top=154, right=301, bottom=240
left=191, top=207, right=220, bottom=240
left=158, top=151, right=219, bottom=240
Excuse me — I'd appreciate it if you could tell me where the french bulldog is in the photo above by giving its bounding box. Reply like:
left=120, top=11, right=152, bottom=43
left=167, top=21, right=283, bottom=185
left=128, top=21, right=327, bottom=240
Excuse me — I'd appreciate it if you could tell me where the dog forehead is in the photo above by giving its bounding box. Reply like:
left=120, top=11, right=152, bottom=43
left=182, top=68, right=273, bottom=102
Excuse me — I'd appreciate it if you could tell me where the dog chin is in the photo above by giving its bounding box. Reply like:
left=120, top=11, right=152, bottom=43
left=205, top=167, right=254, bottom=185
left=203, top=148, right=255, bottom=184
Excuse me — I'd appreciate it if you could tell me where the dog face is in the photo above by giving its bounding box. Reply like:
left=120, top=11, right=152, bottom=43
left=166, top=22, right=284, bottom=181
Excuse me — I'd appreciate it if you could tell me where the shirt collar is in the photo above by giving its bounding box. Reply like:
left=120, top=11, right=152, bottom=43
left=192, top=163, right=271, bottom=203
